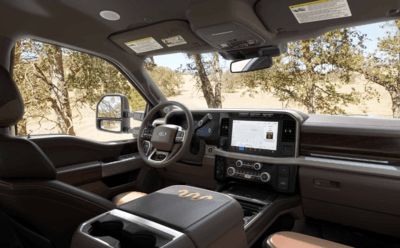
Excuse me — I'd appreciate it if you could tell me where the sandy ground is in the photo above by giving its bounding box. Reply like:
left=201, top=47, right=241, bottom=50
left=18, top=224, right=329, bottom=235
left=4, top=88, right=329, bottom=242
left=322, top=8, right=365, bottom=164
left=25, top=74, right=394, bottom=142
left=170, top=75, right=393, bottom=117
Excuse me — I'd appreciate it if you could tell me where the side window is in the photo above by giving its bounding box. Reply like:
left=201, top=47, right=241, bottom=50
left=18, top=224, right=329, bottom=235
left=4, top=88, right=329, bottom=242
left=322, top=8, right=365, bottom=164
left=13, top=39, right=146, bottom=142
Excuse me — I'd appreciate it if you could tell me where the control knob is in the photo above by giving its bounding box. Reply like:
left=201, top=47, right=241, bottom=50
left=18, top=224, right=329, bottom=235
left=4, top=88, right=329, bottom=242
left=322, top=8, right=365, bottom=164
left=253, top=163, right=262, bottom=170
left=236, top=160, right=243, bottom=167
left=260, top=172, right=271, bottom=182
left=227, top=167, right=236, bottom=176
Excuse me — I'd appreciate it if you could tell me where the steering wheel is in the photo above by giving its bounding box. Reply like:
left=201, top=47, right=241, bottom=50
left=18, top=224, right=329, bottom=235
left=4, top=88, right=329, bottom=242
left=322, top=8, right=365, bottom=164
left=138, top=101, right=194, bottom=168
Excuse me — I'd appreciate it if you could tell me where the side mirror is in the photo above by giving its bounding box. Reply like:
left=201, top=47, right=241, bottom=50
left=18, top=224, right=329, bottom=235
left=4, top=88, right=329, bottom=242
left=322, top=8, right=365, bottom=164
left=96, top=94, right=130, bottom=133
left=230, top=56, right=273, bottom=73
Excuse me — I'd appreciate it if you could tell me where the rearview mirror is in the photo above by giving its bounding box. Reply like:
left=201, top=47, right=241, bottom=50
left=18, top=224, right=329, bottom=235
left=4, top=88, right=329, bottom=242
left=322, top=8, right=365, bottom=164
left=230, top=56, right=273, bottom=73
left=96, top=94, right=130, bottom=133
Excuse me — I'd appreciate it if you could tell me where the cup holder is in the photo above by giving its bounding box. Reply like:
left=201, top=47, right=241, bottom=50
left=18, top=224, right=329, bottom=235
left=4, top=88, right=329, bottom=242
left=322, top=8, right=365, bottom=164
left=89, top=221, right=157, bottom=248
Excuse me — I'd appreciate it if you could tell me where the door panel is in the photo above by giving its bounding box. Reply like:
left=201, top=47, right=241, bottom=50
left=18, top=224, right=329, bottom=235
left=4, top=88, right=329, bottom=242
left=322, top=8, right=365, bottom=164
left=28, top=135, right=146, bottom=200
left=29, top=135, right=136, bottom=168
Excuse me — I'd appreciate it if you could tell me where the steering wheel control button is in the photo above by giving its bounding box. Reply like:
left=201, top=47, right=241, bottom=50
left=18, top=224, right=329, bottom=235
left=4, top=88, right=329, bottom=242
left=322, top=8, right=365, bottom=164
left=253, top=163, right=262, bottom=170
left=175, top=131, right=185, bottom=142
left=236, top=160, right=243, bottom=167
left=227, top=167, right=236, bottom=176
left=142, top=141, right=151, bottom=155
left=143, top=127, right=154, bottom=139
left=260, top=172, right=271, bottom=182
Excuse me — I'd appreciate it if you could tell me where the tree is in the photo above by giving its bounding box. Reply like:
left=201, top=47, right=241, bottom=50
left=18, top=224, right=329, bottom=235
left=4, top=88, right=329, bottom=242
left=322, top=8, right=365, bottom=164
left=185, top=53, right=222, bottom=108
left=146, top=66, right=184, bottom=97
left=241, top=28, right=370, bottom=115
left=359, top=20, right=400, bottom=118
left=14, top=39, right=146, bottom=135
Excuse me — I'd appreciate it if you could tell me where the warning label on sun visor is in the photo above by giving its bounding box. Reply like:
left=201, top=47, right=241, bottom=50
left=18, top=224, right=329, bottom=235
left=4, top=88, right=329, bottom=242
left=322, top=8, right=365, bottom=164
left=289, top=0, right=352, bottom=24
left=161, top=35, right=187, bottom=47
left=125, top=37, right=163, bottom=53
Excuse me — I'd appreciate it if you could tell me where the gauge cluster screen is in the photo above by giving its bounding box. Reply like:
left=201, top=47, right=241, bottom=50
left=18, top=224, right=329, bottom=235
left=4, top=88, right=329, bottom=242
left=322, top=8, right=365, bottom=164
left=231, top=120, right=279, bottom=151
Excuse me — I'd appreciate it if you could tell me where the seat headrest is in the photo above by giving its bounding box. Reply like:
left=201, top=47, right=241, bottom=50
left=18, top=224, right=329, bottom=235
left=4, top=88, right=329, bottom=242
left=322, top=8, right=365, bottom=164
left=0, top=65, right=24, bottom=127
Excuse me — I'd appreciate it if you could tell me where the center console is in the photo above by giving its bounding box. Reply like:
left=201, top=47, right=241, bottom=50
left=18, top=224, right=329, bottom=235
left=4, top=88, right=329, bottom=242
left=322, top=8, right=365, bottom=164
left=71, top=186, right=247, bottom=248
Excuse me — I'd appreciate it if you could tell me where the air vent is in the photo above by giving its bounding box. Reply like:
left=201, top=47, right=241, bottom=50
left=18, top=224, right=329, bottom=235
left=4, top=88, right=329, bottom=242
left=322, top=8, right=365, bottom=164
left=220, top=118, right=230, bottom=137
left=282, top=120, right=296, bottom=143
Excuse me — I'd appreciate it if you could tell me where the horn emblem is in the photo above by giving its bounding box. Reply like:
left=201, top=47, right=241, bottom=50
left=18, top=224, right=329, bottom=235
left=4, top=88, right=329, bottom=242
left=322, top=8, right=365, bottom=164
left=178, top=190, right=213, bottom=201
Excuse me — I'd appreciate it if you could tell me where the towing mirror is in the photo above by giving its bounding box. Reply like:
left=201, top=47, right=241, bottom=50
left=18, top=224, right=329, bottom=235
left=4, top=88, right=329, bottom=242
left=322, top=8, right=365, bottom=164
left=96, top=94, right=131, bottom=133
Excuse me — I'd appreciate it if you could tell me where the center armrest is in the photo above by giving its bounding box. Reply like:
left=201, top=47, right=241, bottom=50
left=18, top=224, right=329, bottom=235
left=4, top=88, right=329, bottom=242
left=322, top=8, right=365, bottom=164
left=118, top=185, right=247, bottom=248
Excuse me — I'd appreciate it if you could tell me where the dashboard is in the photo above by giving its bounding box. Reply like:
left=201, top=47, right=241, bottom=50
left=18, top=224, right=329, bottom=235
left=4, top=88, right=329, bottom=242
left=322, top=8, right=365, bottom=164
left=164, top=109, right=305, bottom=193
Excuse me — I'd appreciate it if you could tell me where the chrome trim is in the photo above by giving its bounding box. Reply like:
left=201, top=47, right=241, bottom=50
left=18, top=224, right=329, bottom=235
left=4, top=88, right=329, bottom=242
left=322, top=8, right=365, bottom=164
left=79, top=211, right=115, bottom=248
left=79, top=210, right=184, bottom=248
left=109, top=210, right=183, bottom=239
left=148, top=149, right=170, bottom=163
left=309, top=153, right=389, bottom=164
left=304, top=156, right=398, bottom=170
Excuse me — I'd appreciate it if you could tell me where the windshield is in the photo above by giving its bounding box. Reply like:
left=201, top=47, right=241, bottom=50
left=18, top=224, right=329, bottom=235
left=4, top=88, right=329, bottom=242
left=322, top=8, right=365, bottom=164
left=146, top=21, right=400, bottom=119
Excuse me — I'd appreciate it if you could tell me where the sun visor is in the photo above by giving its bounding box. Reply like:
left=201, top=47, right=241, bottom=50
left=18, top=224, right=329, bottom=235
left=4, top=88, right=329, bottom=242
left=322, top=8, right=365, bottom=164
left=110, top=21, right=209, bottom=56
left=256, top=0, right=400, bottom=33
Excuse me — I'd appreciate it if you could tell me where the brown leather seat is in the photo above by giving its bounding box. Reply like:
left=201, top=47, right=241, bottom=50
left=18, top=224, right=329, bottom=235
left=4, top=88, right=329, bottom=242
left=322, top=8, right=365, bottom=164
left=264, top=231, right=352, bottom=248
left=112, top=191, right=147, bottom=206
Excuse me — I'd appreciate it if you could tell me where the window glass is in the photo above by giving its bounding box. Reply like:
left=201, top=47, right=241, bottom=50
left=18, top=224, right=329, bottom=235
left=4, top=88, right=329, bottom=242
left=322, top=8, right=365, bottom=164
left=13, top=39, right=146, bottom=142
left=147, top=21, right=400, bottom=118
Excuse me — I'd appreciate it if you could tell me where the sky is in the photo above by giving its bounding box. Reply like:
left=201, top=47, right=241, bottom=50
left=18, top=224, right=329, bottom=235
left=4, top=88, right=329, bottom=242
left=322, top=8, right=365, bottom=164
left=153, top=22, right=393, bottom=70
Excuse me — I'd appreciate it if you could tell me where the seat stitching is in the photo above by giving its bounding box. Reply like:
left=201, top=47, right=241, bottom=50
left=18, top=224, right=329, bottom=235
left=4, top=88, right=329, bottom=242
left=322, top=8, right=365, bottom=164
left=0, top=182, right=110, bottom=211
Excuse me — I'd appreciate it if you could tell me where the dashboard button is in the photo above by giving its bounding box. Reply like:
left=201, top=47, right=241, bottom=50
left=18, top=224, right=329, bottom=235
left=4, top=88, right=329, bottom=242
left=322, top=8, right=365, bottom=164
left=253, top=163, right=262, bottom=170
left=227, top=167, right=236, bottom=176
left=260, top=172, right=271, bottom=182
left=236, top=160, right=243, bottom=167
left=278, top=165, right=289, bottom=175
left=278, top=177, right=289, bottom=190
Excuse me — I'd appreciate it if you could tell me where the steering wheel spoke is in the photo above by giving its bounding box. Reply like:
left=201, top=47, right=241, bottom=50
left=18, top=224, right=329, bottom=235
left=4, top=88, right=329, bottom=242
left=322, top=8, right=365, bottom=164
left=148, top=149, right=170, bottom=163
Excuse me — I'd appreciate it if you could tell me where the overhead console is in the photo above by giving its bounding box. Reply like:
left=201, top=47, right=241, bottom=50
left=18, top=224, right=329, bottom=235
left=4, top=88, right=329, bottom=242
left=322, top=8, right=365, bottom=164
left=187, top=0, right=275, bottom=51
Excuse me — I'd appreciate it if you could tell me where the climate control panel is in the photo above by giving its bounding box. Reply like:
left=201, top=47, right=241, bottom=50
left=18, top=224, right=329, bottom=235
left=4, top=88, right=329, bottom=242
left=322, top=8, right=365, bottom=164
left=215, top=156, right=298, bottom=193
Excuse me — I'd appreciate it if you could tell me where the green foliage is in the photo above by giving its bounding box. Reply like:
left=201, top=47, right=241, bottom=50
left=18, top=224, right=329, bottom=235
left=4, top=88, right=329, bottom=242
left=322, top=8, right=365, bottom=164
left=241, top=28, right=372, bottom=114
left=146, top=66, right=184, bottom=97
left=359, top=20, right=400, bottom=117
left=14, top=39, right=146, bottom=135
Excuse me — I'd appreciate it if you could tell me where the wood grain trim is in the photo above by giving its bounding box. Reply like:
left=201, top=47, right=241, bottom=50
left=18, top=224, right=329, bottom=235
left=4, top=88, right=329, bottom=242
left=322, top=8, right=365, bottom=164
left=300, top=132, right=400, bottom=162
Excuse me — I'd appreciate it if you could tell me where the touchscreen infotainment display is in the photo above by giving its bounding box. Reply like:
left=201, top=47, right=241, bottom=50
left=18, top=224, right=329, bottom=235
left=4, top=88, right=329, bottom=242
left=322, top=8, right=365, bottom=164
left=231, top=120, right=279, bottom=151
